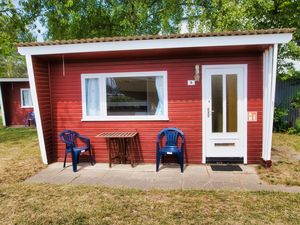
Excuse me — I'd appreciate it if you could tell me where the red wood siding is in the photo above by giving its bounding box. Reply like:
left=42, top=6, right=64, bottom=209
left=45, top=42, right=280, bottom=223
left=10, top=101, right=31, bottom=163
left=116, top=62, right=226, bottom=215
left=1, top=82, right=32, bottom=126
left=32, top=58, right=54, bottom=162
left=33, top=51, right=263, bottom=164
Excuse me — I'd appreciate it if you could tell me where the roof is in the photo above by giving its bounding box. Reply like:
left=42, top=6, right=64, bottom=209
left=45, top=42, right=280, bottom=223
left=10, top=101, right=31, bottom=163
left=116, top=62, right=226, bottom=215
left=17, top=28, right=295, bottom=47
left=0, top=78, right=29, bottom=82
left=17, top=28, right=294, bottom=56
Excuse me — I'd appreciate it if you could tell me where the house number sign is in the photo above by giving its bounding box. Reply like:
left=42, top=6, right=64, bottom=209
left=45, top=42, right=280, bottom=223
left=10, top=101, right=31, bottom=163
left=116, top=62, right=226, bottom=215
left=248, top=111, right=257, bottom=122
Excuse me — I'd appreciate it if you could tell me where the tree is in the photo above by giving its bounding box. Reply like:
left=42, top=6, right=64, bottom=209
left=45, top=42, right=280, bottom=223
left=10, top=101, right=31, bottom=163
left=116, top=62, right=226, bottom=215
left=19, top=0, right=300, bottom=80
left=244, top=0, right=300, bottom=80
left=20, top=0, right=184, bottom=40
left=184, top=0, right=300, bottom=80
left=0, top=0, right=34, bottom=77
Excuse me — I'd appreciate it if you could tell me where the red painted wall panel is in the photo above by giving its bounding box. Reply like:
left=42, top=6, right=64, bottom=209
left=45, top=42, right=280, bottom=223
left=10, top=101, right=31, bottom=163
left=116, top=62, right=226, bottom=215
left=33, top=51, right=263, bottom=164
left=2, top=82, right=33, bottom=126
left=32, top=58, right=54, bottom=162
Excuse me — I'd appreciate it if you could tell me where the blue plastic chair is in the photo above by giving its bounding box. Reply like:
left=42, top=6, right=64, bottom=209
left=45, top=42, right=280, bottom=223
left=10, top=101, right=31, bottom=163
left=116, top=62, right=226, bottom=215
left=59, top=130, right=94, bottom=172
left=156, top=128, right=185, bottom=172
left=25, top=111, right=35, bottom=127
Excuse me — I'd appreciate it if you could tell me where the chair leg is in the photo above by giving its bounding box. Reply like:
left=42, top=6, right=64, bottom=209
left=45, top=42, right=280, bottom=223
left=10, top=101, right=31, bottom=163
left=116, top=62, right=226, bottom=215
left=72, top=151, right=78, bottom=172
left=156, top=151, right=160, bottom=172
left=63, top=152, right=67, bottom=168
left=179, top=153, right=184, bottom=173
left=88, top=149, right=94, bottom=166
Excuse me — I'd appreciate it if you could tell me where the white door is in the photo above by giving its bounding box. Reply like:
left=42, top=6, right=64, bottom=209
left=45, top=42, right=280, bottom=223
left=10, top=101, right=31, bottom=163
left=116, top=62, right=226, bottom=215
left=202, top=65, right=247, bottom=163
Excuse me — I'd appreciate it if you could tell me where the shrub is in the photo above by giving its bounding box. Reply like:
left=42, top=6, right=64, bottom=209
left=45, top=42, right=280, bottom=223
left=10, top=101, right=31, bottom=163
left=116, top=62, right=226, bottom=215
left=273, top=106, right=289, bottom=132
left=294, top=118, right=300, bottom=134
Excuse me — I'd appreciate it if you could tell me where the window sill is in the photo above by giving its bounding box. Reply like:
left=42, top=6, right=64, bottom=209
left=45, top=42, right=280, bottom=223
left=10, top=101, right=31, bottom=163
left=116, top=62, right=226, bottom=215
left=21, top=106, right=34, bottom=109
left=81, top=116, right=169, bottom=122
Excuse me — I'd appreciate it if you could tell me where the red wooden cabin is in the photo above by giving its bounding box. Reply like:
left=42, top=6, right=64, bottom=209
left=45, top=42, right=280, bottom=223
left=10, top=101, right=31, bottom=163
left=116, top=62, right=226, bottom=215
left=0, top=78, right=33, bottom=127
left=17, top=29, right=293, bottom=166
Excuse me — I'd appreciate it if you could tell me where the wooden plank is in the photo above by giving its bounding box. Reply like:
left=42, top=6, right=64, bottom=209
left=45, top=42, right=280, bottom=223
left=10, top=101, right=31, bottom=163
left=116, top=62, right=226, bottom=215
left=96, top=132, right=138, bottom=138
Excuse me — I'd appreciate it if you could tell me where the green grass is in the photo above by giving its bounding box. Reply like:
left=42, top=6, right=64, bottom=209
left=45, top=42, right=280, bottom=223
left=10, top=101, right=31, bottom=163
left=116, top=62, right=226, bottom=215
left=0, top=114, right=300, bottom=224
left=257, top=133, right=300, bottom=186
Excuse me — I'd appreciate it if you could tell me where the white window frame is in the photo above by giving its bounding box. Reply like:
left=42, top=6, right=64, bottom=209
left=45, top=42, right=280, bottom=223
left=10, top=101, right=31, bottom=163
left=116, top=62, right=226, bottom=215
left=20, top=88, right=33, bottom=108
left=81, top=71, right=168, bottom=121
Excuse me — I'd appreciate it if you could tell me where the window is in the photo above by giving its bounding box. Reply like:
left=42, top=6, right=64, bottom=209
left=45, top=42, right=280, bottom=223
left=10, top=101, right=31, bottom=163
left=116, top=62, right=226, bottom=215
left=81, top=71, right=168, bottom=121
left=21, top=88, right=33, bottom=108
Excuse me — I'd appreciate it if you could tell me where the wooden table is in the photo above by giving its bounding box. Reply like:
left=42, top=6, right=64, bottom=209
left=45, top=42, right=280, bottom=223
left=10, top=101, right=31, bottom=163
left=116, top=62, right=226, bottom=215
left=96, top=132, right=138, bottom=167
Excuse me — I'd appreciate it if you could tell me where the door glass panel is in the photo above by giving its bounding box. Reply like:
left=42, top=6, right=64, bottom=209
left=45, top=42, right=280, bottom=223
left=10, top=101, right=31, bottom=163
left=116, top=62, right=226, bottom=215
left=226, top=74, right=237, bottom=132
left=211, top=75, right=223, bottom=133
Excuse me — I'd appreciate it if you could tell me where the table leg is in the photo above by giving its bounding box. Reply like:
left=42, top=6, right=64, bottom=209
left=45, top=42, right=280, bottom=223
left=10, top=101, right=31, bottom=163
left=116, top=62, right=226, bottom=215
left=107, top=138, right=112, bottom=168
left=128, top=138, right=134, bottom=167
left=118, top=139, right=124, bottom=164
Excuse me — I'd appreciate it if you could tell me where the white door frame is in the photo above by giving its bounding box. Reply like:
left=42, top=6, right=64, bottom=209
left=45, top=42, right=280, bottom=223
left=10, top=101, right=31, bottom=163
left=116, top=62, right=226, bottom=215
left=202, top=64, right=248, bottom=164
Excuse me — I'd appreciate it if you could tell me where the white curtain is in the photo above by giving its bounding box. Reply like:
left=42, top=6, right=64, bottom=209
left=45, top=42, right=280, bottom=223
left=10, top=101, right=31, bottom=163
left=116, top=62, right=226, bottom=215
left=86, top=78, right=100, bottom=116
left=155, top=76, right=164, bottom=115
left=23, top=90, right=33, bottom=106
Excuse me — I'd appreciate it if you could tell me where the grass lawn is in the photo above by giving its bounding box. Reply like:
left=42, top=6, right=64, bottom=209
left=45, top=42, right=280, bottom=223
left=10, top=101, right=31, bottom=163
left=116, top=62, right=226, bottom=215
left=0, top=115, right=300, bottom=224
left=257, top=133, right=300, bottom=186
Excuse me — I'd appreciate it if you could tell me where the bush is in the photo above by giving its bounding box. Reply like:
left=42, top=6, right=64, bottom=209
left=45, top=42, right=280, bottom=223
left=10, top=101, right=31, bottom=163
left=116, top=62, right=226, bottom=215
left=273, top=106, right=289, bottom=132
left=287, top=127, right=297, bottom=135
left=295, top=118, right=300, bottom=133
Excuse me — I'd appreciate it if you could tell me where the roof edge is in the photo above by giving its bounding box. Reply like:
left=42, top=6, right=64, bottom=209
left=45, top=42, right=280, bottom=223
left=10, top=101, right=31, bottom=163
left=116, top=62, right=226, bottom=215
left=17, top=28, right=295, bottom=47
left=17, top=29, right=294, bottom=56
left=0, top=78, right=29, bottom=82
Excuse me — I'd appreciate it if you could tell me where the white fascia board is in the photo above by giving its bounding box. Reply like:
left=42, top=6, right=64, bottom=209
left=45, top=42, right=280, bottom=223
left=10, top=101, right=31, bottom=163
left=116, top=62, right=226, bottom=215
left=0, top=78, right=29, bottom=82
left=18, top=33, right=293, bottom=56
left=25, top=55, right=48, bottom=164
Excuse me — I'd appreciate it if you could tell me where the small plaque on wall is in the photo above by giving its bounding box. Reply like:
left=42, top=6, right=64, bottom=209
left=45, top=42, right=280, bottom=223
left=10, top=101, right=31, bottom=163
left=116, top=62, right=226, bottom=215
left=248, top=111, right=257, bottom=122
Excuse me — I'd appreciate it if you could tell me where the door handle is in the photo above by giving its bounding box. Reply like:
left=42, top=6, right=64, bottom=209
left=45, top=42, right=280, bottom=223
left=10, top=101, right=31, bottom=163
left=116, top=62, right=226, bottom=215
left=207, top=108, right=215, bottom=118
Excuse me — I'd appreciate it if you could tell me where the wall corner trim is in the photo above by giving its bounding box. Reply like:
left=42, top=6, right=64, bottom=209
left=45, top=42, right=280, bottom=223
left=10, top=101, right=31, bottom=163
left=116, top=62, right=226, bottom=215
left=25, top=55, right=48, bottom=164
left=0, top=83, right=6, bottom=127
left=262, top=44, right=278, bottom=161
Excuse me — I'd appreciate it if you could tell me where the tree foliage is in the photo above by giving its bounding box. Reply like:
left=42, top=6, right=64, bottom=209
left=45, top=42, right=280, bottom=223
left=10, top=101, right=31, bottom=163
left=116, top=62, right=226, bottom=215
left=184, top=0, right=300, bottom=80
left=1, top=0, right=300, bottom=79
left=0, top=0, right=34, bottom=77
left=20, top=0, right=183, bottom=40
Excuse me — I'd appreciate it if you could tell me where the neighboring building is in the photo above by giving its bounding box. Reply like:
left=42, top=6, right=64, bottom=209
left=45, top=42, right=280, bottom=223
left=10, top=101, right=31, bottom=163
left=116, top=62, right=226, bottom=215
left=17, top=28, right=293, bottom=166
left=0, top=78, right=33, bottom=127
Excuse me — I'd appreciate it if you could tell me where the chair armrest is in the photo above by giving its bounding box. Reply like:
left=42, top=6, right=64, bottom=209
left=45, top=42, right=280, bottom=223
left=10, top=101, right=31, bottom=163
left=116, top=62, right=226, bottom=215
left=78, top=135, right=90, bottom=145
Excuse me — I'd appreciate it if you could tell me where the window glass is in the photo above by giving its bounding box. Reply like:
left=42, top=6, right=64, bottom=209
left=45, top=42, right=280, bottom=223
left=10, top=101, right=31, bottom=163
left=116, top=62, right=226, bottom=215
left=211, top=75, right=223, bottom=133
left=106, top=76, right=163, bottom=116
left=226, top=74, right=238, bottom=132
left=21, top=89, right=33, bottom=107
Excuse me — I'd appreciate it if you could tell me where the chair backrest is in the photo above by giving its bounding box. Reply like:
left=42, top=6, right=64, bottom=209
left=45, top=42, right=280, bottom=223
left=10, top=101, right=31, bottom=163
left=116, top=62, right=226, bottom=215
left=157, top=128, right=184, bottom=147
left=27, top=111, right=35, bottom=120
left=59, top=130, right=79, bottom=147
